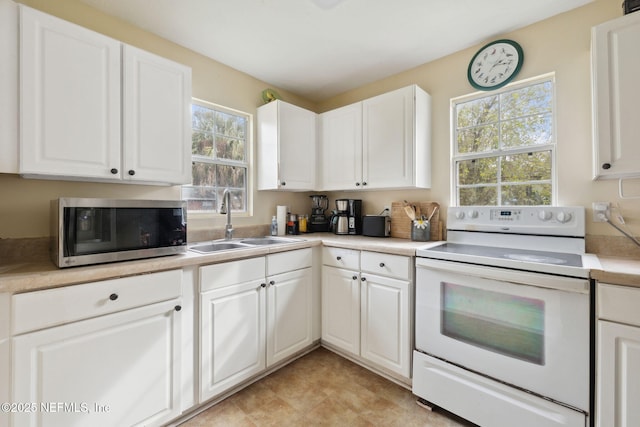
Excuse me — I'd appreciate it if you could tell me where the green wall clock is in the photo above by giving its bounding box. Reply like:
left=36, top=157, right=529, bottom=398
left=467, top=39, right=524, bottom=91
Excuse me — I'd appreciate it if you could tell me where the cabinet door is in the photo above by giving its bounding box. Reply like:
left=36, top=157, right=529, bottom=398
left=19, top=5, right=121, bottom=180
left=267, top=267, right=313, bottom=366
left=0, top=0, right=18, bottom=174
left=257, top=100, right=316, bottom=190
left=597, top=320, right=640, bottom=427
left=12, top=299, right=181, bottom=427
left=320, top=102, right=362, bottom=190
left=360, top=273, right=411, bottom=378
left=123, top=45, right=192, bottom=184
left=592, top=12, right=640, bottom=179
left=321, top=266, right=360, bottom=355
left=362, top=86, right=414, bottom=189
left=200, top=279, right=265, bottom=402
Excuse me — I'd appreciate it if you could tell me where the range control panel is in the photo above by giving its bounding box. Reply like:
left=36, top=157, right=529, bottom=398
left=447, top=206, right=585, bottom=237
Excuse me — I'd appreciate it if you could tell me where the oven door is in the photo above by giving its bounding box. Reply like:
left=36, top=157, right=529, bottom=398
left=415, top=257, right=590, bottom=412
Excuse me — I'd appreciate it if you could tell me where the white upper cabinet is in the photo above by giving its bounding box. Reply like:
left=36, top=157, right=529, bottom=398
left=19, top=5, right=121, bottom=181
left=18, top=5, right=192, bottom=185
left=320, top=85, right=431, bottom=190
left=257, top=100, right=317, bottom=191
left=592, top=12, right=640, bottom=179
left=122, top=45, right=192, bottom=184
left=320, top=102, right=363, bottom=191
left=0, top=0, right=18, bottom=174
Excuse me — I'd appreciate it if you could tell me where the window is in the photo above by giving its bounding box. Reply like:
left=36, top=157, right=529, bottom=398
left=452, top=75, right=556, bottom=206
left=182, top=99, right=250, bottom=213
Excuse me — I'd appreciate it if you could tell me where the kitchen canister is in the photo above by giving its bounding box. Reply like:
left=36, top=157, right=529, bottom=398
left=411, top=218, right=431, bottom=241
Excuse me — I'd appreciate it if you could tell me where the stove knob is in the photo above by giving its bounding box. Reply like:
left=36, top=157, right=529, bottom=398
left=538, top=210, right=552, bottom=221
left=455, top=211, right=465, bottom=220
left=467, top=210, right=479, bottom=219
left=557, top=211, right=573, bottom=223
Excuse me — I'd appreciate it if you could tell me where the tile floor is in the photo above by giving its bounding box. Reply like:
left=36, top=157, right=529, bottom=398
left=180, top=347, right=474, bottom=426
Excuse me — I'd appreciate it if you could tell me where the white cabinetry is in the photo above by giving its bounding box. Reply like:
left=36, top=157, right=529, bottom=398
left=199, top=249, right=314, bottom=403
left=320, top=85, right=431, bottom=190
left=597, top=283, right=640, bottom=427
left=199, top=257, right=266, bottom=402
left=19, top=5, right=191, bottom=185
left=257, top=100, right=317, bottom=190
left=591, top=12, right=640, bottom=179
left=11, top=270, right=183, bottom=427
left=0, top=0, right=18, bottom=173
left=321, top=247, right=413, bottom=380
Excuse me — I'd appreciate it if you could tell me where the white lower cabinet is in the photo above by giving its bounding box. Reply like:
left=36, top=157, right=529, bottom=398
left=10, top=270, right=183, bottom=427
left=199, top=249, right=313, bottom=403
left=321, top=247, right=413, bottom=380
left=597, top=283, right=640, bottom=427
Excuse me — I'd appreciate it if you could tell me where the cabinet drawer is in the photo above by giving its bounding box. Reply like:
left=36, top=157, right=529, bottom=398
left=361, top=251, right=411, bottom=280
left=200, top=257, right=265, bottom=292
left=598, top=283, right=640, bottom=327
left=267, top=248, right=312, bottom=276
left=12, top=269, right=182, bottom=335
left=323, top=247, right=360, bottom=270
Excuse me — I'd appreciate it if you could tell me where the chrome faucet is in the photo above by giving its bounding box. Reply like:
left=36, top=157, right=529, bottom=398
left=220, top=188, right=234, bottom=240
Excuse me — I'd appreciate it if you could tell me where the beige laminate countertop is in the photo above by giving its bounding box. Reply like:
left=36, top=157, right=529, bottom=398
left=591, top=256, right=640, bottom=288
left=0, top=234, right=441, bottom=295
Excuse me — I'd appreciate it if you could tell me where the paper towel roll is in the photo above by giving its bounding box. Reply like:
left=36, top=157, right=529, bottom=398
left=276, top=205, right=288, bottom=236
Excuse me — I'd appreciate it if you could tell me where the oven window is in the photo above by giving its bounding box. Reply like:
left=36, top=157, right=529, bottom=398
left=441, top=282, right=545, bottom=365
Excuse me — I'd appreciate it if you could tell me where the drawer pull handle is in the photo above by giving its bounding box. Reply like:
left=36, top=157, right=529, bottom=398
left=110, top=168, right=118, bottom=174
left=174, top=305, right=182, bottom=312
left=336, top=256, right=342, bottom=261
left=602, top=163, right=611, bottom=170
left=379, top=262, right=385, bottom=267
left=128, top=169, right=136, bottom=176
left=109, top=293, right=118, bottom=301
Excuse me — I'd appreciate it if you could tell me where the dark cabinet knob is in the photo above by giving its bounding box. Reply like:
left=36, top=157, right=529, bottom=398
left=336, top=256, right=342, bottom=260
left=379, top=262, right=385, bottom=267
left=352, top=275, right=358, bottom=280
left=602, top=163, right=611, bottom=170
left=128, top=170, right=136, bottom=176
left=269, top=280, right=275, bottom=285
left=261, top=283, right=266, bottom=288
left=362, top=182, right=367, bottom=186
left=361, top=277, right=366, bottom=282
left=109, top=293, right=118, bottom=301
left=110, top=168, right=118, bottom=174
left=281, top=181, right=286, bottom=186
left=174, top=305, right=182, bottom=312
left=355, top=182, right=361, bottom=186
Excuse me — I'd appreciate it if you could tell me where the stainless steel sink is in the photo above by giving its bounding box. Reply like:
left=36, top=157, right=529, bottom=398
left=189, top=236, right=302, bottom=254
left=238, top=237, right=300, bottom=246
left=189, top=242, right=251, bottom=253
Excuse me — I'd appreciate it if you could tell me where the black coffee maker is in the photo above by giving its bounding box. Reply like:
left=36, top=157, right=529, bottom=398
left=309, top=195, right=329, bottom=232
left=347, top=199, right=362, bottom=235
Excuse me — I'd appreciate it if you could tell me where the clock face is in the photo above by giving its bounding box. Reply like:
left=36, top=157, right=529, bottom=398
left=468, top=39, right=523, bottom=90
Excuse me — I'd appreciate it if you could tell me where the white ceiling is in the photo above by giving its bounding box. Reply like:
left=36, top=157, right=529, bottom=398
left=81, top=0, right=593, bottom=102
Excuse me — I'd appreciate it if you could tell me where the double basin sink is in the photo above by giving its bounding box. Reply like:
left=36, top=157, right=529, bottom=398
left=189, top=236, right=302, bottom=254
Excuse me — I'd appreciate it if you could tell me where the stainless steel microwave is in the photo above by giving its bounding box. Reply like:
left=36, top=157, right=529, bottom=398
left=51, top=198, right=187, bottom=268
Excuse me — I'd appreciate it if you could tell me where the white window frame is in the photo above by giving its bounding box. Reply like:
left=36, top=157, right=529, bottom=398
left=183, top=98, right=253, bottom=218
left=450, top=73, right=557, bottom=207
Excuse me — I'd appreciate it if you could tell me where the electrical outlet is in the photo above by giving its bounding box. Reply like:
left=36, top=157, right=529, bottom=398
left=592, top=202, right=610, bottom=222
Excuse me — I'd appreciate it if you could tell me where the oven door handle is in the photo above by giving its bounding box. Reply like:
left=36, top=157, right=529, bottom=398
left=416, top=258, right=590, bottom=294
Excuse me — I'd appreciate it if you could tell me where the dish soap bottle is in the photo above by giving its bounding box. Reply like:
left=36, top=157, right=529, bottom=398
left=270, top=215, right=278, bottom=236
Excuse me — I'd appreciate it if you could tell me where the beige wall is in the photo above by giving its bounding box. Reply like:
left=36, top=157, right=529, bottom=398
left=1, top=0, right=636, bottom=241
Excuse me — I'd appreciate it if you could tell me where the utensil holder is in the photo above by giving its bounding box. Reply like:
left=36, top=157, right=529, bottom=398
left=411, top=219, right=430, bottom=241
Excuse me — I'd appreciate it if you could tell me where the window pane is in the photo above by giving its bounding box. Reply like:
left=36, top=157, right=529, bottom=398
left=216, top=111, right=246, bottom=138
left=181, top=186, right=217, bottom=211
left=501, top=114, right=552, bottom=148
left=191, top=162, right=215, bottom=187
left=501, top=81, right=552, bottom=119
left=501, top=151, right=552, bottom=182
left=216, top=165, right=246, bottom=189
left=192, top=105, right=214, bottom=131
left=217, top=188, right=245, bottom=212
left=215, top=135, right=245, bottom=161
left=458, top=158, right=498, bottom=185
left=459, top=187, right=497, bottom=206
left=192, top=131, right=214, bottom=157
left=456, top=96, right=499, bottom=128
left=502, top=184, right=552, bottom=206
left=457, top=124, right=499, bottom=153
